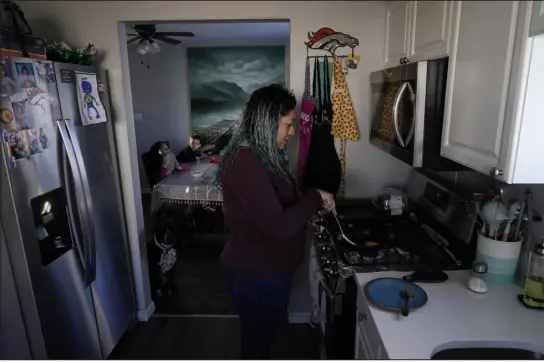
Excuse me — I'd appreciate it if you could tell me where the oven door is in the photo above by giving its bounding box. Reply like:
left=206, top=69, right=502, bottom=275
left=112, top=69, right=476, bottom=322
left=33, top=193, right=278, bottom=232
left=318, top=279, right=339, bottom=359
left=369, top=62, right=425, bottom=167
left=317, top=277, right=357, bottom=360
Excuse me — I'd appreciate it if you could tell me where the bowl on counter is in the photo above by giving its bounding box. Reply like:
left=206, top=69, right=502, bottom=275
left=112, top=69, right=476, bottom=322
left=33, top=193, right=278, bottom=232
left=190, top=170, right=203, bottom=178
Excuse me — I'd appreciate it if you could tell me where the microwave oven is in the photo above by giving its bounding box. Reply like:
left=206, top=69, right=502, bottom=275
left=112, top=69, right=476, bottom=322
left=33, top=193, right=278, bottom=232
left=369, top=58, right=464, bottom=171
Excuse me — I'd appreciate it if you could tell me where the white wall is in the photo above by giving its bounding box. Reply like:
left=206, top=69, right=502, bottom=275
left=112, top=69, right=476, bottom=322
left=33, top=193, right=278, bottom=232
left=18, top=0, right=412, bottom=319
left=127, top=44, right=191, bottom=192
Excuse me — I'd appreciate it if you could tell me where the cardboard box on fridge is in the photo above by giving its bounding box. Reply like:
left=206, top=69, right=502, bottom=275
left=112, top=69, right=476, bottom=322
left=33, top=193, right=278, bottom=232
left=0, top=29, right=46, bottom=60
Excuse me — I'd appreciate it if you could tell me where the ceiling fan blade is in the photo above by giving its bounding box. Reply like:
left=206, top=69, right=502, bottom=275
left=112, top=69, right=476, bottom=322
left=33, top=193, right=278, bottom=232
left=127, top=36, right=142, bottom=44
left=153, top=34, right=182, bottom=45
left=155, top=31, right=195, bottom=37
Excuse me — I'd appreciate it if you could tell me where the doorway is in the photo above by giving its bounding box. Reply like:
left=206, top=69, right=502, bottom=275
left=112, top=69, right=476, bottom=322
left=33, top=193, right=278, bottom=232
left=123, top=20, right=290, bottom=316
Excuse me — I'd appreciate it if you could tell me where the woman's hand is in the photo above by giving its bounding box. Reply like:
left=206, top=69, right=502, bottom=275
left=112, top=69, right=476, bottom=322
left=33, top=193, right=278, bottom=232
left=316, top=189, right=335, bottom=211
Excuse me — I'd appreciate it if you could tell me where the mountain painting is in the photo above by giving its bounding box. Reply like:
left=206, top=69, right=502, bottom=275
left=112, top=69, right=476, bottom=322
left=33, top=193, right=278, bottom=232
left=187, top=46, right=286, bottom=143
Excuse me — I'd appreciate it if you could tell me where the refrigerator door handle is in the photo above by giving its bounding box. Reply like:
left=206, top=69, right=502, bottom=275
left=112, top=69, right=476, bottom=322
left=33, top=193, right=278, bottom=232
left=57, top=119, right=93, bottom=286
left=64, top=118, right=97, bottom=285
left=62, top=143, right=86, bottom=274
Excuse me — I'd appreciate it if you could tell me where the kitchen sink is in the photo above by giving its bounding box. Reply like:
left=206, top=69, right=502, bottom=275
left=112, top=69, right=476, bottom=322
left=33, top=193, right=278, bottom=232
left=431, top=348, right=544, bottom=360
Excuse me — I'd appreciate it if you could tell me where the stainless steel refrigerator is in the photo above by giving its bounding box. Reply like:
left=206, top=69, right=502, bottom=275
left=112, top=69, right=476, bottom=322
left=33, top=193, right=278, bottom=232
left=1, top=57, right=136, bottom=359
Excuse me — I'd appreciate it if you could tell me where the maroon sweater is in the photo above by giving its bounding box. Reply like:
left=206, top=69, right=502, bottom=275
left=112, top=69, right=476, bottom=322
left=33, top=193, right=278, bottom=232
left=220, top=147, right=323, bottom=276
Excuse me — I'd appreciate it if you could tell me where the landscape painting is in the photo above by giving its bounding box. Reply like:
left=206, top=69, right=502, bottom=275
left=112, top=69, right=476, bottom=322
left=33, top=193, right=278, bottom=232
left=187, top=46, right=285, bottom=143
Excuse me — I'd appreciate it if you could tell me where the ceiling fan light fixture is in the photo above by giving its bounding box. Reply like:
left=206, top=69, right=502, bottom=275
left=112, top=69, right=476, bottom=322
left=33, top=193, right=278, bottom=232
left=137, top=39, right=151, bottom=55
left=149, top=41, right=161, bottom=54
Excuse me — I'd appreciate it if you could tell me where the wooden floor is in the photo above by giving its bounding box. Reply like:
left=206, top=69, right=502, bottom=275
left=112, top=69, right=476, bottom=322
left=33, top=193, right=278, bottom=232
left=142, top=193, right=235, bottom=314
left=153, top=234, right=236, bottom=315
left=109, top=317, right=320, bottom=360
left=133, top=195, right=319, bottom=359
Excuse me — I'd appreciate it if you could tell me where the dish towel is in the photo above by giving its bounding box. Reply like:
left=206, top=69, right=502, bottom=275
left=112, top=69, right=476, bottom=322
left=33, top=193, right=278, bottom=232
left=331, top=56, right=358, bottom=197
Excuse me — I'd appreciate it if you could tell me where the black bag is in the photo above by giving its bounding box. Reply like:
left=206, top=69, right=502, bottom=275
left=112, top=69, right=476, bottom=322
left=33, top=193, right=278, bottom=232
left=0, top=1, right=32, bottom=34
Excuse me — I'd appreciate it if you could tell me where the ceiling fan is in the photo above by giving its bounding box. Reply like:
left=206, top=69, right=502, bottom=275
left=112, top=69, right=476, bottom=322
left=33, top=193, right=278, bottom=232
left=127, top=24, right=194, bottom=54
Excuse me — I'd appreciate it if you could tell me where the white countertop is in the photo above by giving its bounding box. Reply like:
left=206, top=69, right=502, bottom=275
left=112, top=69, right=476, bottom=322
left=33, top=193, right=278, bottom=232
left=355, top=270, right=544, bottom=359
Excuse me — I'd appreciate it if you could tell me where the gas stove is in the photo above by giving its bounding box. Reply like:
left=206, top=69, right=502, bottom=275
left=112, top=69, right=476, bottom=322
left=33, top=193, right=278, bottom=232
left=314, top=211, right=464, bottom=275
left=313, top=171, right=479, bottom=279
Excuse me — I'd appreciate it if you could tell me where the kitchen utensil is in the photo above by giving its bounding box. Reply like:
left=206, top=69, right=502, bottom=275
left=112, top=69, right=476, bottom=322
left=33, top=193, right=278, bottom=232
left=403, top=269, right=449, bottom=283
left=482, top=201, right=509, bottom=239
left=331, top=208, right=358, bottom=246
left=400, top=288, right=413, bottom=317
left=499, top=185, right=508, bottom=204
left=515, top=188, right=535, bottom=241
left=364, top=278, right=428, bottom=313
left=513, top=200, right=526, bottom=242
left=502, top=202, right=521, bottom=242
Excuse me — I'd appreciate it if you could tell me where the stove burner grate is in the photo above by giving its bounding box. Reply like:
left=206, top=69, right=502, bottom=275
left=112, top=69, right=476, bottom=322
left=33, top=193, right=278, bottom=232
left=343, top=247, right=422, bottom=267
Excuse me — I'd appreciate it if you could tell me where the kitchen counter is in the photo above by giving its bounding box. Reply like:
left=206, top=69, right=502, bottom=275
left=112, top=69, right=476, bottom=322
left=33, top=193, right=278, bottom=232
left=355, top=271, right=544, bottom=359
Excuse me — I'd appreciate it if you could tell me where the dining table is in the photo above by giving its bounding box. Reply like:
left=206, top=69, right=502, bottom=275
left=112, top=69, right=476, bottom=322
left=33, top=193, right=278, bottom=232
left=150, top=157, right=223, bottom=214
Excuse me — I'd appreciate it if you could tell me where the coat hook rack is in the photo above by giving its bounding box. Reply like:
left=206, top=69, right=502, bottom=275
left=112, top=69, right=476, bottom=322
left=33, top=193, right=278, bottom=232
left=304, top=27, right=360, bottom=71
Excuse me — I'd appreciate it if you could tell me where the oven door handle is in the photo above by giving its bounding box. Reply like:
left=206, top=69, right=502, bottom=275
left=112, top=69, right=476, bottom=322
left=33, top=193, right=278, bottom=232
left=392, top=81, right=415, bottom=148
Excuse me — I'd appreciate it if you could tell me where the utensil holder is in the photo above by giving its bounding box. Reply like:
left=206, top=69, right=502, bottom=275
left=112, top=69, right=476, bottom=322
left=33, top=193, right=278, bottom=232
left=476, top=231, right=522, bottom=285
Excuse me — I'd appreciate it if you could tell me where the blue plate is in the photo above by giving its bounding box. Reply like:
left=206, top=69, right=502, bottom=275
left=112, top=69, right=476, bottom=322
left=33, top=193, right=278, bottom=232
left=364, top=278, right=428, bottom=312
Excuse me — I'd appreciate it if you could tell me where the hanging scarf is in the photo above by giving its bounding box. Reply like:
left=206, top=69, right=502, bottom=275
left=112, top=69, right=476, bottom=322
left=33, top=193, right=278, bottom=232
left=297, top=57, right=315, bottom=178
left=331, top=56, right=358, bottom=197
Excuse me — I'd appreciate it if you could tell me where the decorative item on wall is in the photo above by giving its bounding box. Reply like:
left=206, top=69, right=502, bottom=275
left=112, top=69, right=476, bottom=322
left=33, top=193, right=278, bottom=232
left=187, top=46, right=285, bottom=144
left=305, top=27, right=359, bottom=55
left=305, top=27, right=360, bottom=74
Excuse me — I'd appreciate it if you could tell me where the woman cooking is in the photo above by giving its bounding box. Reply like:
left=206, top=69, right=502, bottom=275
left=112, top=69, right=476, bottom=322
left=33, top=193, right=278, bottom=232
left=216, top=84, right=335, bottom=359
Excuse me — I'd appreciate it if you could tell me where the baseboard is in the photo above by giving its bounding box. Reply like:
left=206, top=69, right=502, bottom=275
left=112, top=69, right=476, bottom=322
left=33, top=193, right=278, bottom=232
left=137, top=301, right=155, bottom=322
left=288, top=312, right=310, bottom=324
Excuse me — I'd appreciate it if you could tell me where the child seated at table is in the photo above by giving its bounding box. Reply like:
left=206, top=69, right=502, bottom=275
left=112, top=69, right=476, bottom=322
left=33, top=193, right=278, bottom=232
left=177, top=134, right=210, bottom=163
left=144, top=141, right=184, bottom=187
left=159, top=142, right=183, bottom=178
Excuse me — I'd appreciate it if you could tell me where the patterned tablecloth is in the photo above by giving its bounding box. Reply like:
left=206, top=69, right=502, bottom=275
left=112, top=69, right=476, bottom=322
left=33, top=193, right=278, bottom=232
left=150, top=159, right=222, bottom=214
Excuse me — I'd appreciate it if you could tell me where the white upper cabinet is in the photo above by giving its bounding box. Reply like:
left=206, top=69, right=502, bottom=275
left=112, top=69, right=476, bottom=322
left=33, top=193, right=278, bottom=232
left=409, top=1, right=453, bottom=62
left=384, top=1, right=411, bottom=68
left=441, top=1, right=544, bottom=184
left=530, top=1, right=544, bottom=36
left=384, top=1, right=452, bottom=68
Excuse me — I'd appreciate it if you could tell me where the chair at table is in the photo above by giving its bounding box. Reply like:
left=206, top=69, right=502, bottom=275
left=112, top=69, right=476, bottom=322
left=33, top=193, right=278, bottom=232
left=141, top=141, right=195, bottom=248
left=141, top=142, right=165, bottom=189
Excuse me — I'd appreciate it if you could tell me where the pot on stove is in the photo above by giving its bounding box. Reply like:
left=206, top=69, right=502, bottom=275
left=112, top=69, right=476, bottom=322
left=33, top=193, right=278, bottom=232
left=372, top=188, right=409, bottom=216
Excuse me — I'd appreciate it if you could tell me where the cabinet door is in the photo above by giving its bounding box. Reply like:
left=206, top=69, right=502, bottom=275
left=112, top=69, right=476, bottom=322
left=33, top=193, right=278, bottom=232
left=441, top=1, right=520, bottom=177
left=385, top=1, right=411, bottom=68
left=409, top=1, right=452, bottom=61
left=530, top=1, right=544, bottom=36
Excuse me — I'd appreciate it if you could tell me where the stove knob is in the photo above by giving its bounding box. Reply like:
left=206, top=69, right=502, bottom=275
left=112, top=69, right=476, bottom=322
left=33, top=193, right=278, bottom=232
left=320, top=256, right=332, bottom=266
